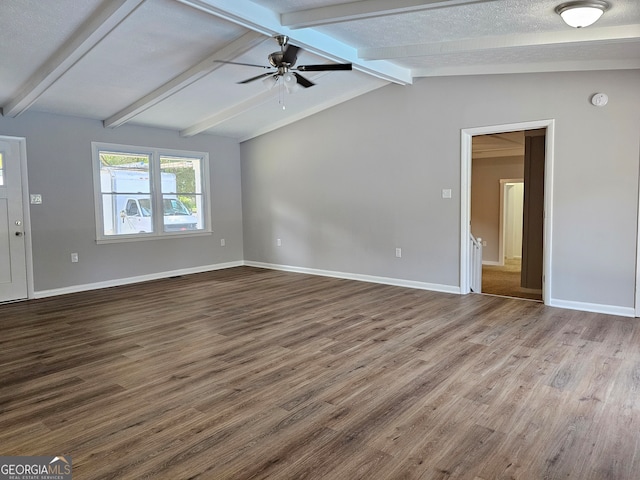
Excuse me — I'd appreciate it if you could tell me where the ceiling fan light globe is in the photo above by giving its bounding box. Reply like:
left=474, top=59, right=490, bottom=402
left=283, top=72, right=299, bottom=93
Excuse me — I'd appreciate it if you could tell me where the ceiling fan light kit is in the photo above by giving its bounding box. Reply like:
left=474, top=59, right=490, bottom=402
left=555, top=0, right=610, bottom=28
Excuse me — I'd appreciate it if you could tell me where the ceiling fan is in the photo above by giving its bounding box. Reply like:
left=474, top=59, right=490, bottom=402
left=216, top=35, right=352, bottom=89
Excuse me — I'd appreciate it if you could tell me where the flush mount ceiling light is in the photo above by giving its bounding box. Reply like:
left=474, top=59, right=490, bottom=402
left=555, top=1, right=610, bottom=28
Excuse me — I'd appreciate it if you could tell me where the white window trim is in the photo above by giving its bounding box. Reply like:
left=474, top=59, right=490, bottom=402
left=92, top=142, right=212, bottom=243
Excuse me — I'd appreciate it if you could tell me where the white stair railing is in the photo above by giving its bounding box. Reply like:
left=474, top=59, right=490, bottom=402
left=469, top=234, right=483, bottom=293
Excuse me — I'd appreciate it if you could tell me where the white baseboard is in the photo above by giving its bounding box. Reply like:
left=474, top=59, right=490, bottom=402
left=244, top=261, right=461, bottom=295
left=548, top=298, right=635, bottom=318
left=34, top=261, right=244, bottom=299
left=482, top=260, right=501, bottom=266
left=32, top=260, right=635, bottom=319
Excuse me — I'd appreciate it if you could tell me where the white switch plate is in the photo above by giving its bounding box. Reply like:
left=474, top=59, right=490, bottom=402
left=30, top=194, right=42, bottom=204
left=442, top=189, right=452, bottom=199
left=220, top=238, right=225, bottom=246
left=71, top=253, right=78, bottom=263
left=276, top=238, right=282, bottom=247
left=395, top=247, right=402, bottom=258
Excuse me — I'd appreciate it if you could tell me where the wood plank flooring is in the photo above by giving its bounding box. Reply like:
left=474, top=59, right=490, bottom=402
left=1, top=266, right=639, bottom=479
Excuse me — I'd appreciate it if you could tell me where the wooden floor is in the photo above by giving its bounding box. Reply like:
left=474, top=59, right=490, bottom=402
left=1, top=267, right=639, bottom=479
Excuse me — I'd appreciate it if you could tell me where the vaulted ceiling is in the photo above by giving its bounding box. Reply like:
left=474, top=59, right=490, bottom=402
left=1, top=0, right=639, bottom=141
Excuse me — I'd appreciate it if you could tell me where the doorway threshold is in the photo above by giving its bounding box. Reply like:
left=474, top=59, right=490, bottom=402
left=476, top=292, right=543, bottom=303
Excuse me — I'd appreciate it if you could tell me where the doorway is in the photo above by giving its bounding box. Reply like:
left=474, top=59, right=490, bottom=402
left=460, top=120, right=554, bottom=303
left=0, top=136, right=31, bottom=302
left=471, top=129, right=544, bottom=302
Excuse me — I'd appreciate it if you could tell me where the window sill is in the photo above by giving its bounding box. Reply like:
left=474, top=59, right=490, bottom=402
left=96, top=230, right=213, bottom=244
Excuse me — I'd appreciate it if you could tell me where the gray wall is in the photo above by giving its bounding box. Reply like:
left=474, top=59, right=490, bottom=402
left=241, top=69, right=640, bottom=310
left=471, top=155, right=524, bottom=263
left=0, top=112, right=243, bottom=292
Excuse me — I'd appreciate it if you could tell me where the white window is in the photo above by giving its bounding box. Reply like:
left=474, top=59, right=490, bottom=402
left=92, top=142, right=211, bottom=242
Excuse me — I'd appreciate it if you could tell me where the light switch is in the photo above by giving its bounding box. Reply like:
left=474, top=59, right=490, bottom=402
left=30, top=194, right=42, bottom=204
left=442, top=189, right=452, bottom=199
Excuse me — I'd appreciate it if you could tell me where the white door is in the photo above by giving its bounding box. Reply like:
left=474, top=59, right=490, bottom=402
left=0, top=138, right=28, bottom=302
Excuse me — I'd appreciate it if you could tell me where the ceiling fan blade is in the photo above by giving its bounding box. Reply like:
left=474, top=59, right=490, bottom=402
left=215, top=60, right=271, bottom=69
left=297, top=63, right=353, bottom=72
left=282, top=44, right=301, bottom=65
left=238, top=72, right=277, bottom=84
left=293, top=73, right=315, bottom=88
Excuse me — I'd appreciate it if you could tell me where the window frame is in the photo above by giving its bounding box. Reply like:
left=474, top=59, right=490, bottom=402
left=92, top=142, right=212, bottom=243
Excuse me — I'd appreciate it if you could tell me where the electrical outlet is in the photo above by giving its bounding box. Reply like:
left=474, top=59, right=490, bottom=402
left=482, top=240, right=487, bottom=247
left=220, top=238, right=225, bottom=246
left=71, top=253, right=78, bottom=263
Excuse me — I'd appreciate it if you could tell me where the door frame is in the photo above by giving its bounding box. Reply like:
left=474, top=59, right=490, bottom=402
left=1, top=135, right=34, bottom=300
left=460, top=120, right=555, bottom=303
left=636, top=156, right=640, bottom=317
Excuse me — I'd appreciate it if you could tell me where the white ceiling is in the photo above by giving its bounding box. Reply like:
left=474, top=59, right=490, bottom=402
left=1, top=0, right=639, bottom=141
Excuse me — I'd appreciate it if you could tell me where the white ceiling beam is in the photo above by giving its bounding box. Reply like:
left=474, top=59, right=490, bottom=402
left=1, top=0, right=145, bottom=118
left=180, top=89, right=279, bottom=137
left=281, top=0, right=501, bottom=29
left=411, top=58, right=640, bottom=78
left=359, top=24, right=640, bottom=59
left=175, top=0, right=412, bottom=85
left=181, top=75, right=388, bottom=140
left=103, top=31, right=265, bottom=128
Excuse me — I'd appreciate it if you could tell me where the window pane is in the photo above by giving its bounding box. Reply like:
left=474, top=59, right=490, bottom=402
left=0, top=153, right=4, bottom=186
left=93, top=143, right=210, bottom=242
left=160, top=155, right=204, bottom=232
left=99, top=152, right=153, bottom=235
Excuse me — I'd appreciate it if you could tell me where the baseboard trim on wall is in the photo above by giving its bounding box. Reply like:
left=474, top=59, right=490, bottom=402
left=244, top=261, right=462, bottom=295
left=32, top=260, right=634, bottom=318
left=548, top=298, right=635, bottom=318
left=33, top=261, right=244, bottom=299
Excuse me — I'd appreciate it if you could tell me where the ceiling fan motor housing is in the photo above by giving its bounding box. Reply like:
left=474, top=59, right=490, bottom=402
left=268, top=51, right=287, bottom=68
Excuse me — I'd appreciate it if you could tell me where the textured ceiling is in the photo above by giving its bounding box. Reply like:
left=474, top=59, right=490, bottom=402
left=0, top=0, right=638, bottom=141
left=315, top=0, right=640, bottom=45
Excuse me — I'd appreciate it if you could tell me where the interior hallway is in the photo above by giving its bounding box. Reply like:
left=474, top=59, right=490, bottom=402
left=482, top=258, right=543, bottom=301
